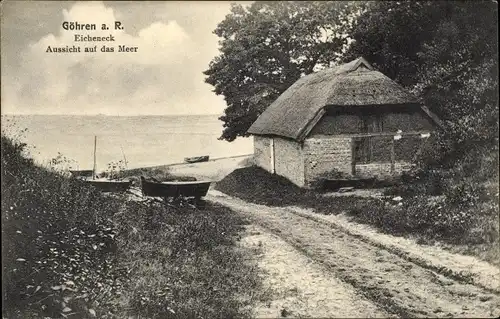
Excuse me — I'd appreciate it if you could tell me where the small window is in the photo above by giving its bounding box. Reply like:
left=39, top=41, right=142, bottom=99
left=354, top=137, right=371, bottom=163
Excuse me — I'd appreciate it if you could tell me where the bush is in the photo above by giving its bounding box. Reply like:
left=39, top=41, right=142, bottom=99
left=347, top=195, right=476, bottom=243
left=98, top=159, right=128, bottom=180
left=444, top=180, right=489, bottom=208
left=384, top=167, right=448, bottom=197
left=468, top=199, right=500, bottom=245
left=347, top=189, right=499, bottom=246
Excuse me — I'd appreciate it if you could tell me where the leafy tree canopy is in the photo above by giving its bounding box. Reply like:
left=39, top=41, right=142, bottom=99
left=344, top=1, right=498, bottom=162
left=204, top=1, right=360, bottom=141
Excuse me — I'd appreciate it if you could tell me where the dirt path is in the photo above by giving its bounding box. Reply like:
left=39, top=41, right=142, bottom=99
left=241, top=225, right=390, bottom=318
left=287, top=204, right=500, bottom=293
left=208, top=191, right=500, bottom=318
left=240, top=224, right=390, bottom=318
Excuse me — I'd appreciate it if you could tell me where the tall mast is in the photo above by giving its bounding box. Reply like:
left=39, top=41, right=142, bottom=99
left=93, top=136, right=97, bottom=180
left=120, top=145, right=128, bottom=169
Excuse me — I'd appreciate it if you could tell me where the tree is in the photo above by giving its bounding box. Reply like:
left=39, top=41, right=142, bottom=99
left=204, top=1, right=360, bottom=141
left=344, top=1, right=498, bottom=171
left=341, top=1, right=442, bottom=87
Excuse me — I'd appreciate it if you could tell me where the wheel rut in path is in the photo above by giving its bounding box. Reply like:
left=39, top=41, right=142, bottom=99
left=207, top=193, right=500, bottom=318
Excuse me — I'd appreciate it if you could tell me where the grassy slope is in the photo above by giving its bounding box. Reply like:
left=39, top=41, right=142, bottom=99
left=1, top=135, right=260, bottom=318
left=113, top=200, right=260, bottom=319
left=215, top=166, right=499, bottom=266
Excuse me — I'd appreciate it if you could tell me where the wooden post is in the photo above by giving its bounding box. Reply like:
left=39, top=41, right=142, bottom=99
left=270, top=137, right=275, bottom=174
left=93, top=136, right=97, bottom=180
left=368, top=136, right=373, bottom=163
left=390, top=138, right=395, bottom=174
left=351, top=138, right=356, bottom=176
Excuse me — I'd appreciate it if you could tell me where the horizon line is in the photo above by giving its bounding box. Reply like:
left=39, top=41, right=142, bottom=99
left=1, top=113, right=224, bottom=117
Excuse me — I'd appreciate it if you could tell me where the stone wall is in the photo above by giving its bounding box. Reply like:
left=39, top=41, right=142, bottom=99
left=355, top=162, right=413, bottom=179
left=254, top=136, right=305, bottom=186
left=253, top=136, right=272, bottom=172
left=304, top=134, right=417, bottom=184
left=255, top=132, right=425, bottom=189
left=274, top=137, right=305, bottom=187
left=303, top=135, right=352, bottom=186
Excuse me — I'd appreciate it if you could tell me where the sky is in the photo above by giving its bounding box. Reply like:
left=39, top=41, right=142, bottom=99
left=1, top=1, right=250, bottom=116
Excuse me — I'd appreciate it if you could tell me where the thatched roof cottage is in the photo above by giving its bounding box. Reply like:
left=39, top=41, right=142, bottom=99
left=247, top=57, right=441, bottom=188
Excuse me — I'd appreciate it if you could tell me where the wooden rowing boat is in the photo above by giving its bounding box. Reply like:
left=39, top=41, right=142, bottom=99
left=184, top=155, right=209, bottom=163
left=76, top=136, right=131, bottom=192
left=140, top=176, right=211, bottom=199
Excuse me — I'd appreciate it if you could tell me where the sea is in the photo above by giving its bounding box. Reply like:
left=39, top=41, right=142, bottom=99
left=1, top=114, right=254, bottom=171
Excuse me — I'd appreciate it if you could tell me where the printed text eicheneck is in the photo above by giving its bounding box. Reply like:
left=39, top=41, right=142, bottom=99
left=74, top=34, right=115, bottom=42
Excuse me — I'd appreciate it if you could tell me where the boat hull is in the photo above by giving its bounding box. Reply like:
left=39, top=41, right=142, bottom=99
left=141, top=177, right=211, bottom=199
left=85, top=180, right=132, bottom=192
left=70, top=170, right=94, bottom=178
left=184, top=156, right=209, bottom=163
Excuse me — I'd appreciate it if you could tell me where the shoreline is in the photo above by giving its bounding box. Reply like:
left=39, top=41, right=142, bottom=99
left=128, top=153, right=253, bottom=170
left=123, top=154, right=254, bottom=182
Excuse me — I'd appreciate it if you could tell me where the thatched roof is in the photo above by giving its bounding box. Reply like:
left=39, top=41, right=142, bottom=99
left=247, top=57, right=438, bottom=141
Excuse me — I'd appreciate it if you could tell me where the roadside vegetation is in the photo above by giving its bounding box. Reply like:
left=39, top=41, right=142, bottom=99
left=215, top=165, right=499, bottom=266
left=1, top=133, right=260, bottom=318
left=111, top=199, right=259, bottom=319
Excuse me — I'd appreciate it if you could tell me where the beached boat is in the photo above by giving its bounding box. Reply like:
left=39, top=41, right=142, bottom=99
left=184, top=155, right=209, bottom=163
left=79, top=136, right=131, bottom=192
left=140, top=176, right=211, bottom=199
left=69, top=169, right=94, bottom=178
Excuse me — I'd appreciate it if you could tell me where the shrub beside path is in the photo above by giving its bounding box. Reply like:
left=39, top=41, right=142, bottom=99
left=207, top=189, right=500, bottom=318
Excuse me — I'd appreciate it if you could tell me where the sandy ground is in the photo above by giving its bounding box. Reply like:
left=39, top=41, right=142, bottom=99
left=239, top=224, right=390, bottom=318
left=322, top=188, right=387, bottom=198
left=139, top=154, right=252, bottom=181
left=208, top=190, right=500, bottom=318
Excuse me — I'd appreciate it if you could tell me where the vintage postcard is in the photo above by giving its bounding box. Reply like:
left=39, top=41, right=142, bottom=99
left=1, top=1, right=499, bottom=318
